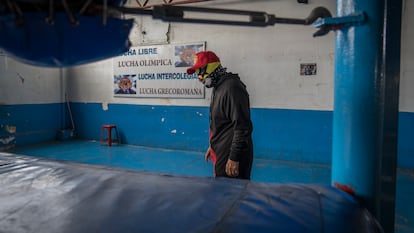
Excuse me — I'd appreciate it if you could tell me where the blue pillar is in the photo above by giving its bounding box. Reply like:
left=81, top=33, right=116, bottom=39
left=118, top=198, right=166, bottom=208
left=332, top=0, right=401, bottom=232
left=332, top=0, right=385, bottom=211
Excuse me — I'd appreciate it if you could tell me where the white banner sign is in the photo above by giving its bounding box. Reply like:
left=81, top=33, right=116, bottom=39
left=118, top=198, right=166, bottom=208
left=113, top=42, right=205, bottom=98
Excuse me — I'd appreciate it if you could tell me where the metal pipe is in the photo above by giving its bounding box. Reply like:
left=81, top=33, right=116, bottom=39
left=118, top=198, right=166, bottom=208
left=45, top=0, right=54, bottom=24
left=331, top=0, right=401, bottom=232
left=61, top=0, right=78, bottom=25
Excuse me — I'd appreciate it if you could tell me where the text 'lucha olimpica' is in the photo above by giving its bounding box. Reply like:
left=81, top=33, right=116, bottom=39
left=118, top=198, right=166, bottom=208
left=118, top=59, right=172, bottom=67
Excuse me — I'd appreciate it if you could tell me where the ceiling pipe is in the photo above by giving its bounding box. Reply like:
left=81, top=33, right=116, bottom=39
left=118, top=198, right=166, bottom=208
left=132, top=0, right=216, bottom=9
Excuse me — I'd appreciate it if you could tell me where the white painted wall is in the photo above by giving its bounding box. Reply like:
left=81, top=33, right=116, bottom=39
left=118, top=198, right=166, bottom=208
left=1, top=0, right=413, bottom=113
left=0, top=55, right=63, bottom=105
left=67, top=0, right=336, bottom=110
left=400, top=0, right=414, bottom=113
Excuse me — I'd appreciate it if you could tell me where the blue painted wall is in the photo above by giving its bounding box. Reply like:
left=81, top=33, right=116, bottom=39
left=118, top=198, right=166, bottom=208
left=71, top=103, right=210, bottom=151
left=398, top=112, right=414, bottom=169
left=70, top=103, right=334, bottom=164
left=0, top=103, right=68, bottom=149
left=2, top=102, right=413, bottom=168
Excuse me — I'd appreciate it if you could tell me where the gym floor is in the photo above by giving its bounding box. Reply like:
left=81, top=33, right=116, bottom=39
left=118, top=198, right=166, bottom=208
left=9, top=140, right=414, bottom=233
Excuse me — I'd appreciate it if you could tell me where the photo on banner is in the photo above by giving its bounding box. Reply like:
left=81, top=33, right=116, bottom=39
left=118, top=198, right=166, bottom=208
left=113, top=42, right=205, bottom=98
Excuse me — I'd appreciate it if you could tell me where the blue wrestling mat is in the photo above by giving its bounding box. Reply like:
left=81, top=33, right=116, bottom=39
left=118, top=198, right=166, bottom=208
left=0, top=152, right=382, bottom=233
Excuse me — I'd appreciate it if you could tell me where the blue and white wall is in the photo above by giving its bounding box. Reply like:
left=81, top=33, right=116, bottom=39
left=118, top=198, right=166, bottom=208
left=0, top=58, right=66, bottom=148
left=0, top=0, right=413, bottom=168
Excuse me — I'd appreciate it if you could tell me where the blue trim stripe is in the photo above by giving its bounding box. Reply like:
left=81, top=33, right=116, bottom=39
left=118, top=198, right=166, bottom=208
left=0, top=103, right=66, bottom=148
left=2, top=103, right=413, bottom=168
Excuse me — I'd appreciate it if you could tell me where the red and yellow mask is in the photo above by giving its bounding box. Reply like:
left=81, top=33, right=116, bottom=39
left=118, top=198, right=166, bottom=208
left=196, top=61, right=220, bottom=82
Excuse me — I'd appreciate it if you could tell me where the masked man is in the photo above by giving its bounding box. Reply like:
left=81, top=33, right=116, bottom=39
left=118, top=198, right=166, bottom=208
left=187, top=51, right=254, bottom=180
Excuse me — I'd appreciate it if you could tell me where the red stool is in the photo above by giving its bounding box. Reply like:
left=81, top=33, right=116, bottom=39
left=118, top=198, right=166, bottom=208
left=100, top=124, right=119, bottom=146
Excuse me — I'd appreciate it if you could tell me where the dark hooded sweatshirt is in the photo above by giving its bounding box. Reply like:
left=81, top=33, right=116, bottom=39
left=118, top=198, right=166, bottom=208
left=210, top=73, right=253, bottom=179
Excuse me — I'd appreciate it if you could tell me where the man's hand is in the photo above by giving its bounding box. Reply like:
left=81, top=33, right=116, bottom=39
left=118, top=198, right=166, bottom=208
left=225, top=159, right=239, bottom=177
left=205, top=147, right=212, bottom=162
left=205, top=147, right=216, bottom=177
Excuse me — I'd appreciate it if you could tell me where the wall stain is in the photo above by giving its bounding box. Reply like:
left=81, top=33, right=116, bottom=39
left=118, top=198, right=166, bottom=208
left=17, top=72, right=25, bottom=83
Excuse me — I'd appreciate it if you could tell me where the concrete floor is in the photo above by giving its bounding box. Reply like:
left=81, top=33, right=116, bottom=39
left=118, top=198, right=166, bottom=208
left=10, top=140, right=414, bottom=233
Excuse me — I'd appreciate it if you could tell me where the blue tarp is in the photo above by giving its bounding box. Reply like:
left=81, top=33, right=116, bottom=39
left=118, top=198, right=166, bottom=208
left=0, top=12, right=133, bottom=67
left=0, top=152, right=382, bottom=233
